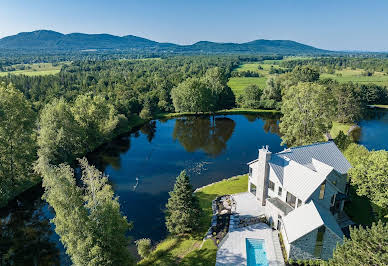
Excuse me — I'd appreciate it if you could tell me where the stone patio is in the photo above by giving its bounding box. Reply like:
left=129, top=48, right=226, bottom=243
left=216, top=223, right=285, bottom=266
left=215, top=192, right=285, bottom=266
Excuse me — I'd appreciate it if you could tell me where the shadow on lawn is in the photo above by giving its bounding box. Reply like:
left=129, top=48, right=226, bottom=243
left=137, top=237, right=183, bottom=266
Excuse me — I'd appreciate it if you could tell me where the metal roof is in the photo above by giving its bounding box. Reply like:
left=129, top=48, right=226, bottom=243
left=266, top=141, right=350, bottom=201
left=283, top=200, right=343, bottom=243
left=278, top=141, right=351, bottom=175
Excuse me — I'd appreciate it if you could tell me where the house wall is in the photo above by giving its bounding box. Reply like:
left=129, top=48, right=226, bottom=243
left=326, top=171, right=347, bottom=194
left=321, top=228, right=343, bottom=260
left=280, top=224, right=291, bottom=259
left=267, top=167, right=285, bottom=201
left=288, top=226, right=342, bottom=260
left=309, top=180, right=337, bottom=210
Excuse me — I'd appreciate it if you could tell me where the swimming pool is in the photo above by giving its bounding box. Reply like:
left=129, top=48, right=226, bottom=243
left=246, top=238, right=269, bottom=266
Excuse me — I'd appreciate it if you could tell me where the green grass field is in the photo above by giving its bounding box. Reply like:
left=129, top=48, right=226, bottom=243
left=0, top=62, right=63, bottom=76
left=321, top=68, right=388, bottom=87
left=228, top=61, right=288, bottom=97
left=137, top=174, right=248, bottom=265
left=227, top=77, right=267, bottom=97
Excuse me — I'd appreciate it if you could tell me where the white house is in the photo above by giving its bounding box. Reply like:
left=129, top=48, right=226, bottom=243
left=247, top=141, right=351, bottom=260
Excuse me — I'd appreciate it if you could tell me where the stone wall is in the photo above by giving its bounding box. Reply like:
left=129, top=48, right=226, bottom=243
left=321, top=228, right=343, bottom=260
left=288, top=226, right=342, bottom=260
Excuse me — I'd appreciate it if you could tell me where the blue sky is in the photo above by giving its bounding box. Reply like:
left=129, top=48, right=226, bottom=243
left=1, top=0, right=387, bottom=51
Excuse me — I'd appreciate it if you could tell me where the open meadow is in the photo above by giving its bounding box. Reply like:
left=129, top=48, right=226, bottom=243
left=321, top=68, right=388, bottom=87
left=0, top=62, right=63, bottom=76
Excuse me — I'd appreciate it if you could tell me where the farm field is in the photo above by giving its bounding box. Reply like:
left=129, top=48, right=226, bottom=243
left=321, top=68, right=388, bottom=86
left=227, top=61, right=285, bottom=97
left=0, top=62, right=63, bottom=76
left=227, top=77, right=267, bottom=97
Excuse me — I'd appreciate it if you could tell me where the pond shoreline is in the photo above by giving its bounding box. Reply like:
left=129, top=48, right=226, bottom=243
left=1, top=108, right=277, bottom=209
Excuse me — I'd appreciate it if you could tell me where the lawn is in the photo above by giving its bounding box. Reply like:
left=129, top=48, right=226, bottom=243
left=321, top=68, right=388, bottom=87
left=330, top=121, right=354, bottom=139
left=137, top=174, right=248, bottom=265
left=0, top=62, right=63, bottom=76
left=227, top=77, right=267, bottom=97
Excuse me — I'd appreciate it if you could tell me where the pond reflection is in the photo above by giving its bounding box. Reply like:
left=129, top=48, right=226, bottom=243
left=172, top=117, right=236, bottom=156
left=0, top=186, right=61, bottom=265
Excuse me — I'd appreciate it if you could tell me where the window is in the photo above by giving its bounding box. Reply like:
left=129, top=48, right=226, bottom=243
left=249, top=167, right=253, bottom=177
left=331, top=194, right=336, bottom=206
left=250, top=183, right=257, bottom=196
left=314, top=226, right=326, bottom=258
left=286, top=192, right=296, bottom=208
left=297, top=199, right=302, bottom=208
left=268, top=180, right=275, bottom=191
left=278, top=186, right=282, bottom=196
left=319, top=181, right=326, bottom=200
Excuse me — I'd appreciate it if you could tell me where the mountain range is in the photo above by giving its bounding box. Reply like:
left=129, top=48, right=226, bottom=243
left=0, top=30, right=331, bottom=55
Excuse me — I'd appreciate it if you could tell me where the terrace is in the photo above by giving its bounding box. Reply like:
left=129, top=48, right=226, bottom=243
left=215, top=192, right=285, bottom=266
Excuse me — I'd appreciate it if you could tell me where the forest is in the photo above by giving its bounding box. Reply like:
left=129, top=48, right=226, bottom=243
left=1, top=54, right=388, bottom=265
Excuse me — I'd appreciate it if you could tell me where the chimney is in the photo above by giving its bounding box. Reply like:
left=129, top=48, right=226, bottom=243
left=256, top=146, right=272, bottom=206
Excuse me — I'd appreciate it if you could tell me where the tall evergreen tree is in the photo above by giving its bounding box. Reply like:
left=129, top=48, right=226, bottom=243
left=165, top=170, right=201, bottom=235
left=329, top=221, right=388, bottom=266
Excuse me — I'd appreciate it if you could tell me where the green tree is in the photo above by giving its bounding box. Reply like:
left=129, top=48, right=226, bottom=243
left=78, top=158, right=133, bottom=265
left=201, top=67, right=235, bottom=110
left=238, top=84, right=262, bottom=108
left=171, top=78, right=213, bottom=113
left=333, top=83, right=363, bottom=123
left=38, top=157, right=134, bottom=266
left=290, top=66, right=320, bottom=82
left=135, top=238, right=152, bottom=259
left=71, top=93, right=123, bottom=151
left=343, top=143, right=369, bottom=167
left=0, top=83, right=37, bottom=205
left=37, top=98, right=83, bottom=165
left=262, top=77, right=282, bottom=102
left=334, top=131, right=352, bottom=151
left=279, top=82, right=335, bottom=146
left=348, top=149, right=388, bottom=213
left=165, top=170, right=201, bottom=235
left=329, top=221, right=388, bottom=266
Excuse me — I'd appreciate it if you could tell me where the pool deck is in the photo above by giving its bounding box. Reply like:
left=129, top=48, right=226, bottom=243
left=215, top=192, right=285, bottom=266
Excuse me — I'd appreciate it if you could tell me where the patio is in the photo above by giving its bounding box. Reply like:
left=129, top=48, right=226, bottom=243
left=215, top=192, right=285, bottom=266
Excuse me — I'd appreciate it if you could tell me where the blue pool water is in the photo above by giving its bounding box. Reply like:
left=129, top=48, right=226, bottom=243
left=246, top=238, right=269, bottom=266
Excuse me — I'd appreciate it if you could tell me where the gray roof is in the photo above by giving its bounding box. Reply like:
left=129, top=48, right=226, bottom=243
left=268, top=155, right=287, bottom=184
left=283, top=200, right=343, bottom=243
left=277, top=141, right=351, bottom=175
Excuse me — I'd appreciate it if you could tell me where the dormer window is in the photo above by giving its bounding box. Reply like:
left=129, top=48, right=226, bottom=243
left=319, top=181, right=326, bottom=200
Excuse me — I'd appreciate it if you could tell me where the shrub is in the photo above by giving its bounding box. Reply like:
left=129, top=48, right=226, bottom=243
left=135, top=238, right=152, bottom=259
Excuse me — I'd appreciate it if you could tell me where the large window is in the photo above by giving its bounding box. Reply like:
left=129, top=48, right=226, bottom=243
left=278, top=186, right=282, bottom=196
left=314, top=226, right=326, bottom=258
left=268, top=180, right=275, bottom=191
left=250, top=183, right=257, bottom=196
left=286, top=192, right=296, bottom=208
left=319, top=181, right=326, bottom=200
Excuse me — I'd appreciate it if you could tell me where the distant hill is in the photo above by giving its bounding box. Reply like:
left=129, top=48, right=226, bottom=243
left=0, top=30, right=331, bottom=55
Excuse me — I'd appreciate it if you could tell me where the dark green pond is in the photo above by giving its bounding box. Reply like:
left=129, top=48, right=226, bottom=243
left=1, top=111, right=386, bottom=265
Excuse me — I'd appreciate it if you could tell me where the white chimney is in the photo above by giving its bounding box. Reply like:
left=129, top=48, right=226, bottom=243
left=256, top=146, right=272, bottom=206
